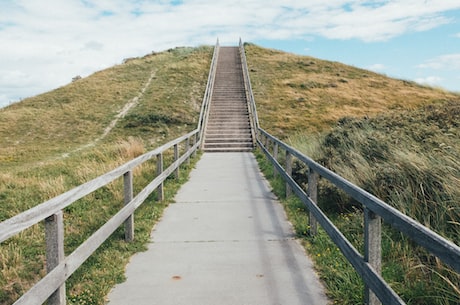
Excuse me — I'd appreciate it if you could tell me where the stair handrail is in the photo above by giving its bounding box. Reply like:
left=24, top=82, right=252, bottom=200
left=239, top=38, right=260, bottom=130
left=197, top=38, right=220, bottom=147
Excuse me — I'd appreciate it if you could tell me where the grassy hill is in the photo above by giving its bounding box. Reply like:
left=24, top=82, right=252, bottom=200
left=0, top=46, right=212, bottom=304
left=244, top=43, right=459, bottom=136
left=245, top=43, right=460, bottom=304
left=1, top=43, right=459, bottom=304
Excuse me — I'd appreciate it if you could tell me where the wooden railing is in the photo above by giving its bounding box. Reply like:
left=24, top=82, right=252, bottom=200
left=239, top=38, right=259, bottom=146
left=239, top=41, right=460, bottom=305
left=0, top=40, right=220, bottom=305
left=198, top=39, right=220, bottom=146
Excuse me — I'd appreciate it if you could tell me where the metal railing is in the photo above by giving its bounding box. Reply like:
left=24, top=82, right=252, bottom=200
left=0, top=39, right=220, bottom=305
left=239, top=41, right=460, bottom=305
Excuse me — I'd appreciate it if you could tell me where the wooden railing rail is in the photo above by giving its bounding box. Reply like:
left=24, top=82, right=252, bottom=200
left=0, top=40, right=220, bottom=305
left=198, top=39, right=220, bottom=147
left=239, top=42, right=460, bottom=305
left=239, top=38, right=259, bottom=147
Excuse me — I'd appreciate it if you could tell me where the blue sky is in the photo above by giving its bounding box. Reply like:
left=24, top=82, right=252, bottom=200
left=1, top=0, right=460, bottom=108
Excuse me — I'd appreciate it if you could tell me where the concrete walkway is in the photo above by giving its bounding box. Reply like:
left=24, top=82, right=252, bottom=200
left=107, top=153, right=328, bottom=305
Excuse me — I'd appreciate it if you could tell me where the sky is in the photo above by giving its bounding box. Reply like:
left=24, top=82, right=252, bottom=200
left=1, top=0, right=460, bottom=108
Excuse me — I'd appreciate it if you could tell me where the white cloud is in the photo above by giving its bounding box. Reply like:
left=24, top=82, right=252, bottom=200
left=1, top=0, right=460, bottom=107
left=367, top=64, right=386, bottom=71
left=417, top=54, right=460, bottom=70
left=415, top=76, right=443, bottom=86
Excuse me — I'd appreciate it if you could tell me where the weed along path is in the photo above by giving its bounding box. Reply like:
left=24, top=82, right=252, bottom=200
left=107, top=152, right=328, bottom=305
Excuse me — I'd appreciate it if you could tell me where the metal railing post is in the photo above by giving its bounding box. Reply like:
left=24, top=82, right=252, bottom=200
left=364, top=208, right=382, bottom=305
left=273, top=142, right=279, bottom=177
left=45, top=211, right=65, bottom=305
left=124, top=171, right=134, bottom=242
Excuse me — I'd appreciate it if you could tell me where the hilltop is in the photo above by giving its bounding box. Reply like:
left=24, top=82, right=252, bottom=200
left=244, top=43, right=459, bottom=137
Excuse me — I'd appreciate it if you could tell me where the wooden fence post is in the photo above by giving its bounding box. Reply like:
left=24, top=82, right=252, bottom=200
left=124, top=171, right=134, bottom=242
left=186, top=137, right=191, bottom=165
left=285, top=151, right=292, bottom=198
left=157, top=153, right=164, bottom=201
left=364, top=208, right=382, bottom=305
left=307, top=168, right=319, bottom=236
left=174, top=144, right=179, bottom=179
left=273, top=142, right=278, bottom=178
left=45, top=211, right=65, bottom=305
left=193, top=133, right=198, bottom=157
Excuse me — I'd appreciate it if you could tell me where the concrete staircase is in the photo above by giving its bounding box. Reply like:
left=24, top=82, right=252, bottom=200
left=203, top=47, right=254, bottom=152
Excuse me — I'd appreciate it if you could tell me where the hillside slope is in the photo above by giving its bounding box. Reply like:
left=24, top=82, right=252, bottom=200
left=245, top=43, right=460, bottom=304
left=0, top=46, right=212, bottom=304
left=244, top=43, right=459, bottom=137
left=0, top=46, right=211, bottom=171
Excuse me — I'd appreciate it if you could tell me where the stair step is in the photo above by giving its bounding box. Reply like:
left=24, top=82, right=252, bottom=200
left=204, top=142, right=254, bottom=149
left=205, top=134, right=252, bottom=138
left=203, top=147, right=253, bottom=153
left=207, top=121, right=250, bottom=125
left=205, top=133, right=251, bottom=137
left=206, top=138, right=252, bottom=146
left=203, top=46, right=254, bottom=152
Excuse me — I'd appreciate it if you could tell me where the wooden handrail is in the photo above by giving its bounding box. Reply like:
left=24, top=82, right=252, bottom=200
left=198, top=38, right=220, bottom=147
left=239, top=41, right=460, bottom=305
left=0, top=129, right=198, bottom=243
left=239, top=39, right=260, bottom=130
left=258, top=128, right=460, bottom=273
left=0, top=39, right=220, bottom=305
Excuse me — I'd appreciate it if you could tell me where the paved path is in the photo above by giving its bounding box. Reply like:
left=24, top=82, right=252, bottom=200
left=107, top=153, right=328, bottom=305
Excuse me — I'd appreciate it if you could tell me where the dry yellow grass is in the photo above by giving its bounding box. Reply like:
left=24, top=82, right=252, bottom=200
left=245, top=43, right=460, bottom=137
